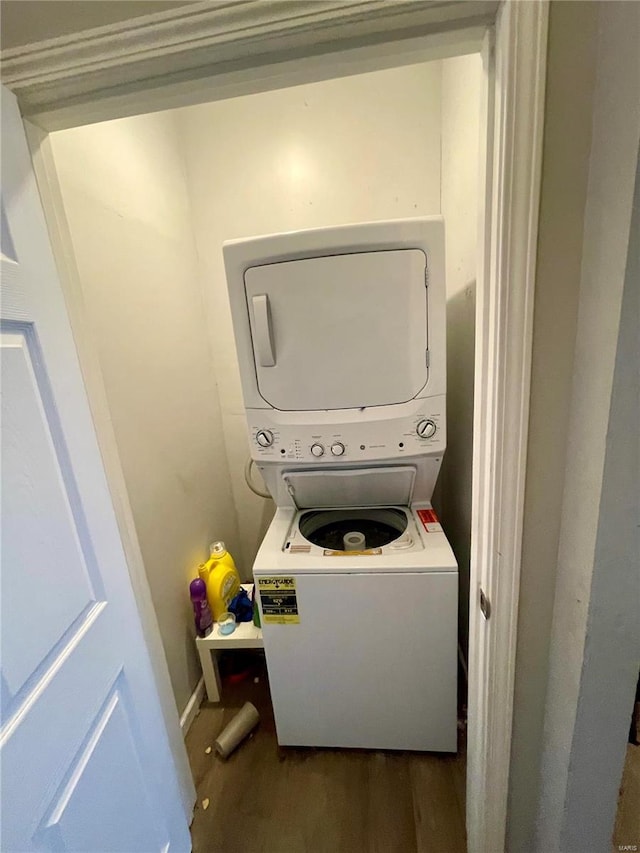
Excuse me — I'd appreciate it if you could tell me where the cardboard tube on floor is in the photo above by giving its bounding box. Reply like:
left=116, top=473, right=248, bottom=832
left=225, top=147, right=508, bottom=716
left=215, top=702, right=260, bottom=758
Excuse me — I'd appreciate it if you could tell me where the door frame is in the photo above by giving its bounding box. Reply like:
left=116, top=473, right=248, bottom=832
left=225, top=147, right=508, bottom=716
left=1, top=2, right=548, bottom=850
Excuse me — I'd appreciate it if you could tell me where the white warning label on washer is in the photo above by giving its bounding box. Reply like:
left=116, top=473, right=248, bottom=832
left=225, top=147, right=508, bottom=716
left=258, top=577, right=300, bottom=624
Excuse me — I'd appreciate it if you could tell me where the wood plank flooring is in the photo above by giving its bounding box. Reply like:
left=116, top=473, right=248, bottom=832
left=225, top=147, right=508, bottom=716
left=612, top=743, right=640, bottom=852
left=186, top=657, right=466, bottom=853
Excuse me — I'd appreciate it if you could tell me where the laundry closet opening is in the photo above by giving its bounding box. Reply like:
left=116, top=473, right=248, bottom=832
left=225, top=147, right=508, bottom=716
left=48, top=46, right=482, bottom=798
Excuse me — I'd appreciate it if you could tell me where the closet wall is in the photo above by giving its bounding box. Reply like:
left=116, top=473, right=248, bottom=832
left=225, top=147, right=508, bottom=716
left=440, top=53, right=482, bottom=655
left=51, top=112, right=241, bottom=716
left=51, top=57, right=481, bottom=716
left=176, top=61, right=443, bottom=576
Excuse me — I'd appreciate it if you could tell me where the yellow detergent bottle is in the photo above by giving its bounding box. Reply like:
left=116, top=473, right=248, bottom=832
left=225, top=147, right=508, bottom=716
left=198, top=540, right=241, bottom=622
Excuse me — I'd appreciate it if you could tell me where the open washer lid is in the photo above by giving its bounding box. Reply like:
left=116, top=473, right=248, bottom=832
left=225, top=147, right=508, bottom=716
left=244, top=249, right=428, bottom=411
left=282, top=466, right=416, bottom=509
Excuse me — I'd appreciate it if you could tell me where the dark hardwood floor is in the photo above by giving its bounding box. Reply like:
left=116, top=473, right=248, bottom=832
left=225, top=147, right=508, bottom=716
left=612, top=742, right=640, bottom=852
left=186, top=656, right=467, bottom=853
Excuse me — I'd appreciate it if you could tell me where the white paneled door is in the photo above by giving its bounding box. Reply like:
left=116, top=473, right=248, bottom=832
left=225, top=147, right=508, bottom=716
left=0, top=88, right=191, bottom=851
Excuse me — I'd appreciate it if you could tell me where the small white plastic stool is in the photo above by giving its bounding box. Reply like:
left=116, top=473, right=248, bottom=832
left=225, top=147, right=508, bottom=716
left=194, top=584, right=263, bottom=702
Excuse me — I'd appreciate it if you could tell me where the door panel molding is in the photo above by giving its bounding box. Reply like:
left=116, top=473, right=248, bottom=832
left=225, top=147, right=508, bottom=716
left=38, top=678, right=168, bottom=852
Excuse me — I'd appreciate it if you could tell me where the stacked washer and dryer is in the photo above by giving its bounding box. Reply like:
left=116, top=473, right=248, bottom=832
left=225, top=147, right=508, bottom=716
left=223, top=218, right=457, bottom=753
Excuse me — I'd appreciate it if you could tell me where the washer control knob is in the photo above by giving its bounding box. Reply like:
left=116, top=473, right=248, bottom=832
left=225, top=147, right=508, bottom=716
left=416, top=419, right=437, bottom=439
left=310, top=443, right=325, bottom=457
left=331, top=442, right=345, bottom=456
left=255, top=429, right=274, bottom=448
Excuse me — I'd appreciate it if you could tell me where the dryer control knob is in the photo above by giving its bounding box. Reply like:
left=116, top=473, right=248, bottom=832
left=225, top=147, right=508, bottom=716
left=416, top=419, right=437, bottom=439
left=310, top=443, right=325, bottom=457
left=331, top=442, right=345, bottom=456
left=256, top=429, right=274, bottom=447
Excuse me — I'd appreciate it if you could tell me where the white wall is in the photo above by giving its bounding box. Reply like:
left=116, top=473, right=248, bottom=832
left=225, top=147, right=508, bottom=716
left=50, top=59, right=479, bottom=719
left=440, top=53, right=482, bottom=656
left=176, top=62, right=443, bottom=576
left=506, top=3, right=599, bottom=848
left=535, top=2, right=640, bottom=848
left=50, top=112, right=241, bottom=717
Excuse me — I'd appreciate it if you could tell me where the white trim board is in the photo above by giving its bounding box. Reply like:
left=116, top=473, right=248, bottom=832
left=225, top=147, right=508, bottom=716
left=5, top=3, right=549, bottom=850
left=467, top=4, right=548, bottom=851
left=2, top=0, right=498, bottom=126
left=180, top=678, right=205, bottom=737
left=28, top=27, right=489, bottom=132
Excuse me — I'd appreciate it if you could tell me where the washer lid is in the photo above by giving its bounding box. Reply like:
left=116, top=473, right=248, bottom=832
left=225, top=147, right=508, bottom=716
left=282, top=466, right=416, bottom=509
left=244, top=249, right=428, bottom=411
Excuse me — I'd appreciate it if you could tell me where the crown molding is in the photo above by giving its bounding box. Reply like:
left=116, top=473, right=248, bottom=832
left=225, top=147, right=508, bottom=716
left=1, top=0, right=497, bottom=119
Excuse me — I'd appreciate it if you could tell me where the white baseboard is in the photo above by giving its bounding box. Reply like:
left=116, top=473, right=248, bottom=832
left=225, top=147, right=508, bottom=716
left=180, top=676, right=205, bottom=737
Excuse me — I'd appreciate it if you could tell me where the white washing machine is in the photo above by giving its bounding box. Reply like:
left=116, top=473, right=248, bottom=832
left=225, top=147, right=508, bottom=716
left=223, top=218, right=458, bottom=752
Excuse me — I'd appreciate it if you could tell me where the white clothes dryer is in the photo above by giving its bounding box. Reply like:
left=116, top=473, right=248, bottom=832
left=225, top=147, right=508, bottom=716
left=223, top=218, right=458, bottom=752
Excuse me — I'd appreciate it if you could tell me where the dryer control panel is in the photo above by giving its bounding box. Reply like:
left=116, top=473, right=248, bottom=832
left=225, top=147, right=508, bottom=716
left=248, top=400, right=445, bottom=465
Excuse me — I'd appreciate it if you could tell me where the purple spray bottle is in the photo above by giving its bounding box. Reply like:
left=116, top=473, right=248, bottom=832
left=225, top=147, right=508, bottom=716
left=190, top=578, right=213, bottom=638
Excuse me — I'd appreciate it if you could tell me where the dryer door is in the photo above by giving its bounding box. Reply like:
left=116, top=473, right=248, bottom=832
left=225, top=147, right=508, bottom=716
left=244, top=249, right=428, bottom=411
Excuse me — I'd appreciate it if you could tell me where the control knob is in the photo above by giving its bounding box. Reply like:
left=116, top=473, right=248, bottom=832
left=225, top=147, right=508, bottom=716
left=416, top=419, right=437, bottom=439
left=331, top=442, right=345, bottom=456
left=255, top=429, right=274, bottom=448
left=310, top=443, right=325, bottom=457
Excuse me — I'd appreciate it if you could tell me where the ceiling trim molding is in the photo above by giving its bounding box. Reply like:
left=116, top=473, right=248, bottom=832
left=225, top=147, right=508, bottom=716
left=0, top=0, right=497, bottom=118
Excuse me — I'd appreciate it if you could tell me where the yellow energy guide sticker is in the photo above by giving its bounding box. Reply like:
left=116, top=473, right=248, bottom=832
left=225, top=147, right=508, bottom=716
left=258, top=577, right=300, bottom=624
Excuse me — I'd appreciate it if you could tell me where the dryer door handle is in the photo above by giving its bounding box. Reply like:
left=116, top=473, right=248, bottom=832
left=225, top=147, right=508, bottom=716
left=252, top=294, right=276, bottom=367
